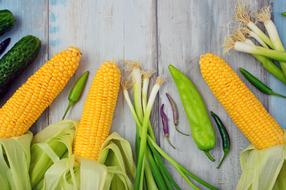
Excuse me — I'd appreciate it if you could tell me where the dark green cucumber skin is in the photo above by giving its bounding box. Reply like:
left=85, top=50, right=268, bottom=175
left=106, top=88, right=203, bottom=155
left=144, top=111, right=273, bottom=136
left=0, top=35, right=41, bottom=97
left=0, top=10, right=16, bottom=36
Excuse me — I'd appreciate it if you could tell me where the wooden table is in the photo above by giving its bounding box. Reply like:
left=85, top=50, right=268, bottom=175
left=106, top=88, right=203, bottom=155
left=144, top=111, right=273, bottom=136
left=2, top=0, right=286, bottom=189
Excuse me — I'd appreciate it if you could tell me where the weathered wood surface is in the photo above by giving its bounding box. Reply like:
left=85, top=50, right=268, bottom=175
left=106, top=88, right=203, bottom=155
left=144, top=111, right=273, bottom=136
left=1, top=0, right=286, bottom=189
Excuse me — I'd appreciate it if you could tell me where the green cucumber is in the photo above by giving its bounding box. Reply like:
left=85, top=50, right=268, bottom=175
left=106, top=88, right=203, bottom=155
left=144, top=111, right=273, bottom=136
left=0, top=35, right=41, bottom=97
left=0, top=10, right=16, bottom=36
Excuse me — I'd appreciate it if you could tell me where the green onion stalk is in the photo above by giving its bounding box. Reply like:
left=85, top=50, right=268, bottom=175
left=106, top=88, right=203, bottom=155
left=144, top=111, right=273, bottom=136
left=234, top=4, right=286, bottom=82
left=234, top=3, right=274, bottom=48
left=256, top=6, right=286, bottom=78
left=224, top=29, right=286, bottom=84
left=235, top=3, right=274, bottom=48
left=122, top=64, right=218, bottom=190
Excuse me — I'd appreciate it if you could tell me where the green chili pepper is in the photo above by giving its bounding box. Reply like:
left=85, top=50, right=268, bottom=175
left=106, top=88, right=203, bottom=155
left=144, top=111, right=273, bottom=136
left=168, top=64, right=216, bottom=162
left=240, top=68, right=286, bottom=98
left=62, top=71, right=89, bottom=119
left=282, top=12, right=286, bottom=16
left=210, top=111, right=230, bottom=169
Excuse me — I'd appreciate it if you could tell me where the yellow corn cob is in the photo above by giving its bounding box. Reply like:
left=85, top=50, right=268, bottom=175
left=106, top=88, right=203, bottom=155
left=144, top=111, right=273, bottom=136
left=200, top=53, right=284, bottom=149
left=0, top=47, right=81, bottom=138
left=74, top=61, right=121, bottom=160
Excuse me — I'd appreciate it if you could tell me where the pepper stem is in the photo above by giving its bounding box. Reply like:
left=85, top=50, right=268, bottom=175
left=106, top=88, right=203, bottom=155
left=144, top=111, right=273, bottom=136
left=204, top=151, right=216, bottom=162
left=166, top=137, right=176, bottom=149
left=217, top=151, right=229, bottom=169
left=272, top=92, right=286, bottom=99
left=62, top=102, right=74, bottom=120
left=175, top=128, right=190, bottom=136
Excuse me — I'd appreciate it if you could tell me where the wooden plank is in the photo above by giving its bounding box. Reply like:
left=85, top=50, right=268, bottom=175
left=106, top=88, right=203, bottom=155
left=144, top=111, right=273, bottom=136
left=270, top=0, right=286, bottom=128
left=0, top=0, right=49, bottom=131
left=157, top=0, right=268, bottom=189
left=48, top=0, right=157, bottom=148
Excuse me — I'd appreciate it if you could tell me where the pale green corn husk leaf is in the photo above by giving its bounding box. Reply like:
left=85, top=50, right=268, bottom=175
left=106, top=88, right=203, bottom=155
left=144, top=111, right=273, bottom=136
left=42, top=131, right=135, bottom=190
left=0, top=132, right=33, bottom=190
left=30, top=120, right=77, bottom=189
left=43, top=156, right=79, bottom=190
left=237, top=132, right=286, bottom=190
left=99, top=132, right=136, bottom=179
left=80, top=132, right=135, bottom=190
left=106, top=166, right=133, bottom=190
left=80, top=159, right=108, bottom=190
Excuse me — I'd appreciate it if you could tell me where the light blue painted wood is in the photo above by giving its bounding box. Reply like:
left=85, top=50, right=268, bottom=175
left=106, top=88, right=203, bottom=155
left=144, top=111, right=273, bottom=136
left=0, top=0, right=49, bottom=130
left=271, top=0, right=286, bottom=128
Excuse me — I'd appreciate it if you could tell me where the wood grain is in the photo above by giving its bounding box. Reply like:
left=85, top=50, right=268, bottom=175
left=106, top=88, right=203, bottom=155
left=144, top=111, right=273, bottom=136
left=270, top=0, right=286, bottom=128
left=0, top=0, right=49, bottom=131
left=157, top=0, right=268, bottom=189
left=48, top=0, right=158, bottom=150
left=1, top=0, right=285, bottom=189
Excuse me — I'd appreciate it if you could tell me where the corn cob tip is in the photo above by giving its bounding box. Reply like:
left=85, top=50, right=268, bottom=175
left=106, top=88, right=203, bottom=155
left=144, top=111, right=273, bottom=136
left=67, top=47, right=82, bottom=55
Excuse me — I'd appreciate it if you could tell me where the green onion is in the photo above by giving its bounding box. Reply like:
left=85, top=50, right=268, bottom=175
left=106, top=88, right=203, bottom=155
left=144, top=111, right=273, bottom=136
left=235, top=3, right=274, bottom=48
left=249, top=32, right=268, bottom=48
left=148, top=137, right=218, bottom=190
left=233, top=41, right=286, bottom=62
left=135, top=77, right=164, bottom=190
left=142, top=71, right=154, bottom=112
left=256, top=6, right=286, bottom=76
left=245, top=39, right=286, bottom=84
left=253, top=55, right=286, bottom=84
left=226, top=30, right=286, bottom=85
left=247, top=22, right=274, bottom=48
left=130, top=63, right=144, bottom=120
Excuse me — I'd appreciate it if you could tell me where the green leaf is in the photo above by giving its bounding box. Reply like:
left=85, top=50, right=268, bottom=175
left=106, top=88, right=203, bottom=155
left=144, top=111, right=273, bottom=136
left=0, top=132, right=33, bottom=190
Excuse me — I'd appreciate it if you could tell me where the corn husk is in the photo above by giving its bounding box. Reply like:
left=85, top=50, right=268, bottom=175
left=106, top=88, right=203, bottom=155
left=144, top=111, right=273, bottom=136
left=43, top=156, right=79, bottom=190
left=237, top=132, right=286, bottom=190
left=80, top=132, right=134, bottom=190
left=42, top=131, right=135, bottom=190
left=98, top=132, right=135, bottom=190
left=30, top=120, right=77, bottom=189
left=0, top=132, right=33, bottom=190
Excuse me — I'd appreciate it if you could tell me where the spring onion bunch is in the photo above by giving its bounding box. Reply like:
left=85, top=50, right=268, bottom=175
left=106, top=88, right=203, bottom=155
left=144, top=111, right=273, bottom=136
left=225, top=3, right=286, bottom=84
left=122, top=62, right=218, bottom=190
